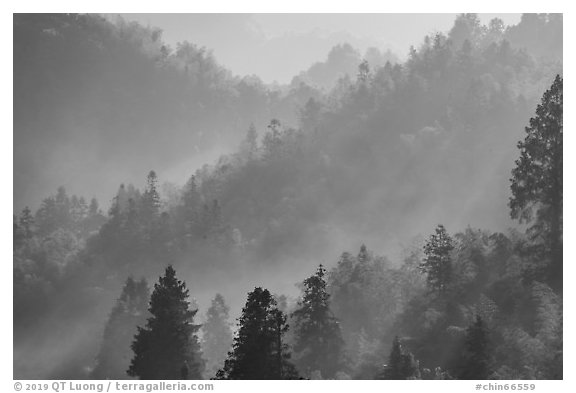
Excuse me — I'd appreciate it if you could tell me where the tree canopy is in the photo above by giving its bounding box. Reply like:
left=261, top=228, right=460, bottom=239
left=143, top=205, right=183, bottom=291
left=291, top=265, right=345, bottom=378
left=510, top=75, right=563, bottom=290
left=128, top=266, right=204, bottom=379
left=216, top=287, right=299, bottom=380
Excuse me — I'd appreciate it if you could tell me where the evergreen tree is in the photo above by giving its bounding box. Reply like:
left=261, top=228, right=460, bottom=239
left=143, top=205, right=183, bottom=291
left=328, top=246, right=391, bottom=349
left=419, top=225, right=454, bottom=294
left=54, top=186, right=71, bottom=229
left=140, top=170, right=161, bottom=223
left=92, top=278, right=150, bottom=379
left=201, top=294, right=233, bottom=378
left=379, top=336, right=419, bottom=380
left=70, top=195, right=88, bottom=229
left=82, top=197, right=106, bottom=234
left=19, top=206, right=34, bottom=239
left=216, top=287, right=299, bottom=379
left=291, top=265, right=345, bottom=378
left=459, top=315, right=491, bottom=379
left=128, top=266, right=204, bottom=379
left=35, top=196, right=58, bottom=235
left=509, top=75, right=563, bottom=289
left=107, top=189, right=122, bottom=224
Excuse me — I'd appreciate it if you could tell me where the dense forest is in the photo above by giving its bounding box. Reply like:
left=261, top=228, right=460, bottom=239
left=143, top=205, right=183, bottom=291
left=13, top=13, right=562, bottom=380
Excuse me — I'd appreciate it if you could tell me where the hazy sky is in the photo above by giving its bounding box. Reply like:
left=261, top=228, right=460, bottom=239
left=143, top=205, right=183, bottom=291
left=114, top=13, right=522, bottom=83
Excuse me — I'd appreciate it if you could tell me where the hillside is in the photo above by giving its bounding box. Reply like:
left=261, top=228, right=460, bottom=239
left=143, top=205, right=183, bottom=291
left=13, top=13, right=562, bottom=380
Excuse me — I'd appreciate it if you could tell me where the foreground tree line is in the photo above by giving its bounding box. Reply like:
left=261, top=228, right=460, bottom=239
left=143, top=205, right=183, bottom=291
left=99, top=221, right=561, bottom=380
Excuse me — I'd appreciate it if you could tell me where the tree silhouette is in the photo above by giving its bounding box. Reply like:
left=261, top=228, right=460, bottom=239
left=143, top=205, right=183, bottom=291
left=128, top=266, right=204, bottom=379
left=140, top=170, right=161, bottom=224
left=19, top=206, right=34, bottom=239
left=420, top=225, right=454, bottom=294
left=216, top=287, right=299, bottom=379
left=379, top=336, right=419, bottom=379
left=510, top=75, right=563, bottom=290
left=292, top=264, right=345, bottom=378
left=459, top=315, right=491, bottom=379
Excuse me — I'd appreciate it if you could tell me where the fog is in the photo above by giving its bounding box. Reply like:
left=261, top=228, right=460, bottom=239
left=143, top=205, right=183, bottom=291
left=14, top=13, right=525, bottom=213
left=115, top=14, right=522, bottom=83
left=14, top=13, right=562, bottom=380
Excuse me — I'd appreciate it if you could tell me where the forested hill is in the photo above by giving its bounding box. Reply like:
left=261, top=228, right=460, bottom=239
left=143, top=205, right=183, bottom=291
left=13, top=13, right=322, bottom=212
left=14, top=14, right=562, bottom=214
left=155, top=13, right=562, bottom=262
left=13, top=13, right=562, bottom=380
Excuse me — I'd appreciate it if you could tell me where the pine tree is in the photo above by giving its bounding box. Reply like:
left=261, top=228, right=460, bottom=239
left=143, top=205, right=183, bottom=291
left=70, top=195, right=88, bottom=229
left=291, top=265, right=345, bottom=378
left=459, top=315, right=491, bottom=379
left=83, top=197, right=105, bottom=234
left=19, top=206, right=34, bottom=239
left=510, top=75, right=563, bottom=289
left=35, top=196, right=57, bottom=235
left=92, top=278, right=149, bottom=379
left=419, top=225, right=454, bottom=294
left=128, top=266, right=204, bottom=379
left=328, top=246, right=384, bottom=348
left=379, top=336, right=419, bottom=380
left=140, top=170, right=161, bottom=223
left=216, top=287, right=299, bottom=379
left=54, top=186, right=71, bottom=229
left=201, top=294, right=233, bottom=378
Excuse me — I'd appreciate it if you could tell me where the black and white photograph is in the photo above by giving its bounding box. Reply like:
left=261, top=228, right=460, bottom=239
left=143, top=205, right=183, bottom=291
left=10, top=5, right=566, bottom=387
